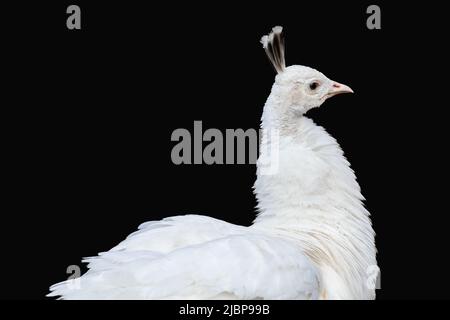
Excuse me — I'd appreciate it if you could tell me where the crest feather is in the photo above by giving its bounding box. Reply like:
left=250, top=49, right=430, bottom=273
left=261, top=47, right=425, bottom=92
left=261, top=26, right=286, bottom=73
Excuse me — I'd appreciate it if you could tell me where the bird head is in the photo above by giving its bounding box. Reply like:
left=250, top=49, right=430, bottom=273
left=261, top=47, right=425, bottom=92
left=261, top=26, right=353, bottom=115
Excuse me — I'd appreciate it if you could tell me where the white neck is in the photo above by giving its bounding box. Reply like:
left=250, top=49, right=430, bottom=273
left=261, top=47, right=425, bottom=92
left=252, top=88, right=377, bottom=299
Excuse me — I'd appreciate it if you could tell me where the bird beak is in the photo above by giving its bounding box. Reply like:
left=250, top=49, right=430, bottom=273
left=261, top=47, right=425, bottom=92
left=326, top=81, right=354, bottom=99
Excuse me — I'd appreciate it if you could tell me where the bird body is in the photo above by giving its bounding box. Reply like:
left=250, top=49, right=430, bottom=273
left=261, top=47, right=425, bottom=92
left=49, top=27, right=377, bottom=300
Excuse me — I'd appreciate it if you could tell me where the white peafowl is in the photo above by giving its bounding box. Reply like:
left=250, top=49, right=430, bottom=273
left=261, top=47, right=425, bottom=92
left=49, top=26, right=377, bottom=300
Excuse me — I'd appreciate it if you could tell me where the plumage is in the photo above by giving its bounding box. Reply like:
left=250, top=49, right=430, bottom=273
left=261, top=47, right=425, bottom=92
left=48, top=26, right=377, bottom=300
left=261, top=26, right=286, bottom=73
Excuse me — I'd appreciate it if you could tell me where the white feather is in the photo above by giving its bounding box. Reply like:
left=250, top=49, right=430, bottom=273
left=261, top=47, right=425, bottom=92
left=49, top=215, right=319, bottom=299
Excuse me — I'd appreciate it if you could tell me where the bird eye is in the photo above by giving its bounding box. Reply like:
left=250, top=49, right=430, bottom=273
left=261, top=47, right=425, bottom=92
left=309, top=81, right=320, bottom=90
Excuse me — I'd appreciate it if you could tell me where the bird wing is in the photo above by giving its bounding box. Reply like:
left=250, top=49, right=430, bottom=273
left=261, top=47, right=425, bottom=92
left=110, top=214, right=248, bottom=253
left=48, top=215, right=319, bottom=299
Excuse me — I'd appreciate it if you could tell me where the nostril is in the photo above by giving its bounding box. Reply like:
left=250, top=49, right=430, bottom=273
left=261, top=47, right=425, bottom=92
left=333, top=83, right=341, bottom=88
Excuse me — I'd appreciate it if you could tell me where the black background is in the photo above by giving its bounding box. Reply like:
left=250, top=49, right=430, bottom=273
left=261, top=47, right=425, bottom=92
left=2, top=1, right=447, bottom=300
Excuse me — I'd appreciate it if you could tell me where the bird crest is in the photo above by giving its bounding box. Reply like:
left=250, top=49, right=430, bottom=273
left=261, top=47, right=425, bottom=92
left=261, top=26, right=286, bottom=73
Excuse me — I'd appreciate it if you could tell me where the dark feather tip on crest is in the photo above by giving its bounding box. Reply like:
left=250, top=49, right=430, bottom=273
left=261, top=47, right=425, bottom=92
left=261, top=26, right=286, bottom=74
